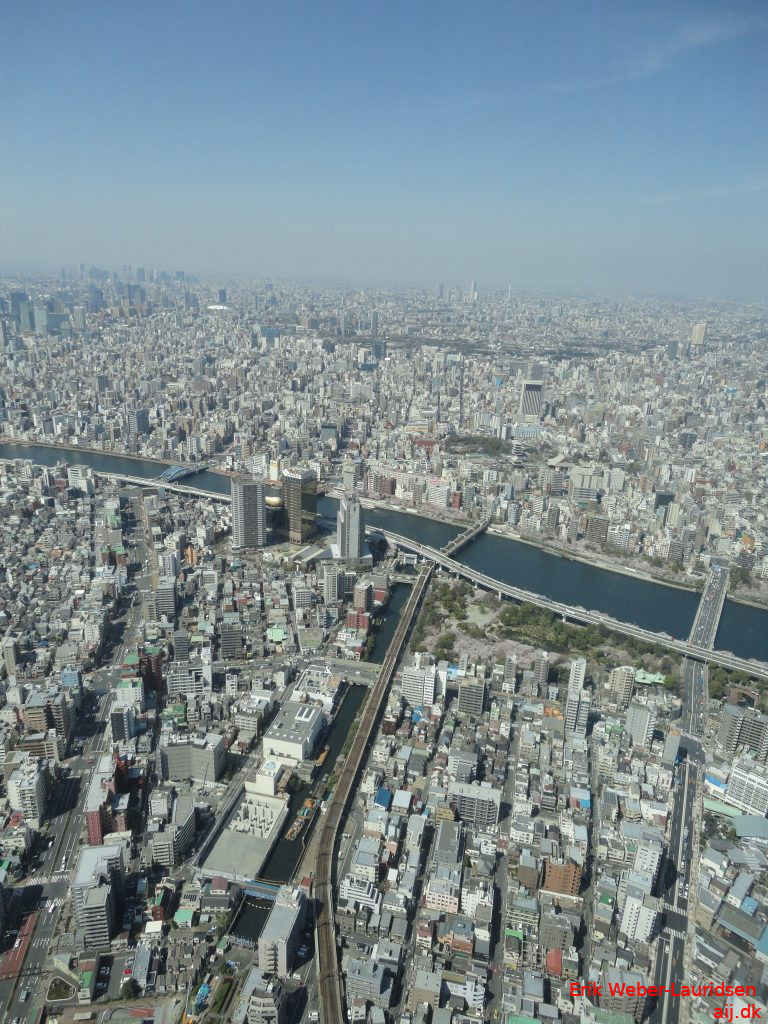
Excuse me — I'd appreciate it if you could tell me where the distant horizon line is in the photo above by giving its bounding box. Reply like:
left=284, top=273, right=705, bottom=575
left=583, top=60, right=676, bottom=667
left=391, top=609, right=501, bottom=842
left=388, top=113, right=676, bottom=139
left=0, top=260, right=765, bottom=308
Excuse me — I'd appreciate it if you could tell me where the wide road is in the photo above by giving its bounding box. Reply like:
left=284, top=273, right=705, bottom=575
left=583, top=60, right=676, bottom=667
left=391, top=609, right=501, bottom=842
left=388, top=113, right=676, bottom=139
left=315, top=564, right=431, bottom=1024
left=651, top=741, right=704, bottom=1024
left=650, top=577, right=717, bottom=1024
left=651, top=578, right=716, bottom=1024
left=0, top=548, right=148, bottom=1021
left=682, top=568, right=727, bottom=736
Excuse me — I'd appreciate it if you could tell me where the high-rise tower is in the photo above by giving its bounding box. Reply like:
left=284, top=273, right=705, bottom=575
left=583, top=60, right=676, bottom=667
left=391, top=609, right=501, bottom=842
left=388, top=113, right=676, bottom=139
left=282, top=467, right=317, bottom=543
left=337, top=493, right=365, bottom=562
left=231, top=476, right=266, bottom=548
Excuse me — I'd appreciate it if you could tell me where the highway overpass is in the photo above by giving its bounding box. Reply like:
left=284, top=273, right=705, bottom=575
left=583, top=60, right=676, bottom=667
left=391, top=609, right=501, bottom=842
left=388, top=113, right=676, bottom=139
left=682, top=567, right=729, bottom=735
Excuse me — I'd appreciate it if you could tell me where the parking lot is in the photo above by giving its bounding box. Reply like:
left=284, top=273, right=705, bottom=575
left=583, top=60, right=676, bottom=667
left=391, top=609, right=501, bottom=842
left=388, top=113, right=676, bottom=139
left=93, top=951, right=138, bottom=1001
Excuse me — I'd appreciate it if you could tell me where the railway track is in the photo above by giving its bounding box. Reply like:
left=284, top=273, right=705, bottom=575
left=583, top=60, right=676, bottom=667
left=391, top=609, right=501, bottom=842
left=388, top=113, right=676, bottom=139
left=314, top=563, right=432, bottom=1024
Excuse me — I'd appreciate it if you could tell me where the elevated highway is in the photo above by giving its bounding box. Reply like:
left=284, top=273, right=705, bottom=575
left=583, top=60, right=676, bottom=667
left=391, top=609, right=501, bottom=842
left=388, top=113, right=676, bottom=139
left=372, top=529, right=768, bottom=680
left=72, top=467, right=764, bottom=679
left=316, top=563, right=432, bottom=1024
left=682, top=566, right=728, bottom=738
left=86, top=468, right=230, bottom=501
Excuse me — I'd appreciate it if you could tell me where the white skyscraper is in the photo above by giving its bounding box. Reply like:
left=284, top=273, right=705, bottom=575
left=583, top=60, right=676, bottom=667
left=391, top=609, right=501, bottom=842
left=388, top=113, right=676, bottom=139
left=691, top=322, right=707, bottom=346
left=231, top=476, right=266, bottom=549
left=565, top=658, right=588, bottom=736
left=337, top=492, right=365, bottom=562
left=726, top=758, right=768, bottom=816
left=401, top=660, right=436, bottom=709
left=633, top=839, right=663, bottom=884
left=323, top=565, right=345, bottom=605
left=620, top=886, right=657, bottom=944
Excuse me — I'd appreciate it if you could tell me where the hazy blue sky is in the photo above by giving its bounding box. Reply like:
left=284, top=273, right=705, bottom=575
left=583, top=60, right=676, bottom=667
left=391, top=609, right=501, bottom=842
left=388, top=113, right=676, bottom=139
left=2, top=0, right=767, bottom=298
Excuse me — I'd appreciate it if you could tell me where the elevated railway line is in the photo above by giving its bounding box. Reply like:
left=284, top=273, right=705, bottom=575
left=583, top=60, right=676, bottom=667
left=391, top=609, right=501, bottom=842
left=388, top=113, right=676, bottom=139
left=315, top=564, right=432, bottom=1024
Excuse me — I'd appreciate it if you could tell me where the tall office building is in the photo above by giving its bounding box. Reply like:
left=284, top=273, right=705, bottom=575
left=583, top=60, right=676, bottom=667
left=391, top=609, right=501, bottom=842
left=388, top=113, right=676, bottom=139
left=220, top=621, right=244, bottom=660
left=533, top=651, right=550, bottom=694
left=2, top=637, right=18, bottom=681
left=128, top=408, right=150, bottom=435
left=401, top=660, right=437, bottom=709
left=691, top=322, right=707, bottom=346
left=448, top=781, right=501, bottom=828
left=634, top=839, right=663, bottom=884
left=619, top=886, right=657, bottom=944
left=73, top=842, right=126, bottom=948
left=7, top=758, right=47, bottom=827
left=231, top=476, right=266, bottom=548
left=717, top=704, right=768, bottom=763
left=337, top=493, right=365, bottom=562
left=258, top=886, right=307, bottom=978
left=110, top=705, right=135, bottom=743
left=600, top=968, right=649, bottom=1022
left=154, top=576, right=177, bottom=620
left=518, top=380, right=545, bottom=418
left=173, top=628, right=190, bottom=662
left=565, top=658, right=588, bottom=736
left=726, top=758, right=768, bottom=816
left=503, top=654, right=518, bottom=691
left=148, top=789, right=196, bottom=867
left=282, top=467, right=316, bottom=543
left=458, top=677, right=485, bottom=719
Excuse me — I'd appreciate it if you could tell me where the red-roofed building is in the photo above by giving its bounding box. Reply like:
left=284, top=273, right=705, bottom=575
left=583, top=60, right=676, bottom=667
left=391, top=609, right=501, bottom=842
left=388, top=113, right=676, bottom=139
left=546, top=948, right=563, bottom=977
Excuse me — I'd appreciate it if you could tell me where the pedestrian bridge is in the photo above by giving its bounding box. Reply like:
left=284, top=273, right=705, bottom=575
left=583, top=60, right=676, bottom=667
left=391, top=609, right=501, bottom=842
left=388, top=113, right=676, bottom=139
left=242, top=879, right=281, bottom=900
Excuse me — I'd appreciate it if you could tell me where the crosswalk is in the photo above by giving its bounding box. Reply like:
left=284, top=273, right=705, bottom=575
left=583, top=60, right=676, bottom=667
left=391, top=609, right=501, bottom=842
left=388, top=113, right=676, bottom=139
left=21, top=871, right=69, bottom=887
left=665, top=928, right=686, bottom=941
left=31, top=936, right=50, bottom=949
left=663, top=900, right=688, bottom=913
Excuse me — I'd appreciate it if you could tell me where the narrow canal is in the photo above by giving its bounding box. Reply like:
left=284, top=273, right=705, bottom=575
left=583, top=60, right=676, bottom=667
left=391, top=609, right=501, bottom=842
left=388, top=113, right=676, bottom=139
left=230, top=582, right=412, bottom=943
left=256, top=583, right=411, bottom=884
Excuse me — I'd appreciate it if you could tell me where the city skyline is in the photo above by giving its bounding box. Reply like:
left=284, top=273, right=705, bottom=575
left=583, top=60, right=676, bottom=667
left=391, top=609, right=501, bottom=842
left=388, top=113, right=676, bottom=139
left=2, top=270, right=768, bottom=1021
left=2, top=0, right=767, bottom=300
left=2, top=1, right=768, bottom=1014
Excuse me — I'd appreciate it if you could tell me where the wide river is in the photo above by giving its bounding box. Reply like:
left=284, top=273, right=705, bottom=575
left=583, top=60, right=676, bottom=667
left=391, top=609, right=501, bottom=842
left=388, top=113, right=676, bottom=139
left=2, top=441, right=766, bottom=662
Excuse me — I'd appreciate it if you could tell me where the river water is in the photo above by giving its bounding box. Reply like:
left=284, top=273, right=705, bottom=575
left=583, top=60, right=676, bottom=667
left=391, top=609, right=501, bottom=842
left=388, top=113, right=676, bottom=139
left=2, top=441, right=766, bottom=662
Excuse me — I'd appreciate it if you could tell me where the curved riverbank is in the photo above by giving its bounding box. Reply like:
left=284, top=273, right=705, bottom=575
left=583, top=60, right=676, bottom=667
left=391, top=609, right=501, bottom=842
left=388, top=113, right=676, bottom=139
left=0, top=436, right=178, bottom=467
left=487, top=526, right=700, bottom=594
left=485, top=525, right=767, bottom=613
left=339, top=491, right=767, bottom=612
left=2, top=439, right=767, bottom=660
